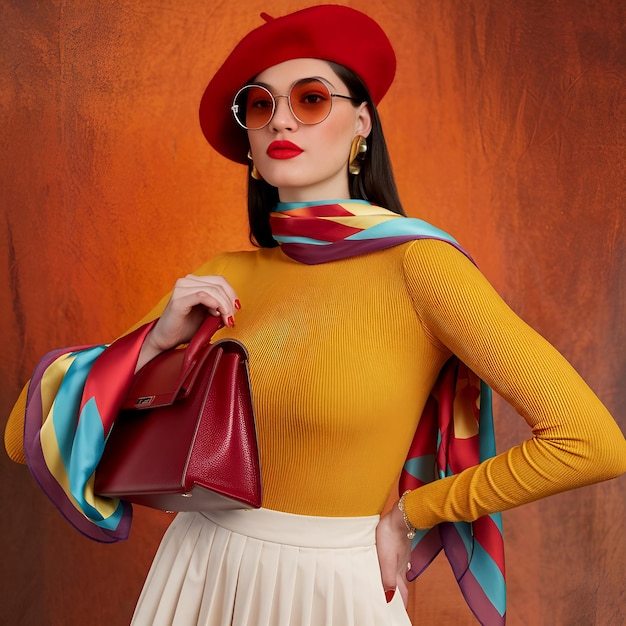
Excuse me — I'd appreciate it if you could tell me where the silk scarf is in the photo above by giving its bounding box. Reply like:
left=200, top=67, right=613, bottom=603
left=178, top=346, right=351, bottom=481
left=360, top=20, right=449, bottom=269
left=271, top=199, right=506, bottom=626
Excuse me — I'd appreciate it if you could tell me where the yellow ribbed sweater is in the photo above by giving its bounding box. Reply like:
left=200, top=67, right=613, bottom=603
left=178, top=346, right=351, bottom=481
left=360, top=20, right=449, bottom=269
left=6, top=239, right=626, bottom=530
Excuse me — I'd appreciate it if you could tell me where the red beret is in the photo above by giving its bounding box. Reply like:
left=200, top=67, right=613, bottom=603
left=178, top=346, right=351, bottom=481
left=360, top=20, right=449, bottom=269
left=199, top=5, right=396, bottom=164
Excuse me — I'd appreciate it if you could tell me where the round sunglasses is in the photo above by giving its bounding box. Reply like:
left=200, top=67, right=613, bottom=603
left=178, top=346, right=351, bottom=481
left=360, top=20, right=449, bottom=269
left=231, top=77, right=360, bottom=130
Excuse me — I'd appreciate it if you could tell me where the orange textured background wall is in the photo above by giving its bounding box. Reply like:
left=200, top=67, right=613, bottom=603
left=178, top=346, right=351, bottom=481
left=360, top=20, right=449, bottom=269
left=1, top=1, right=625, bottom=624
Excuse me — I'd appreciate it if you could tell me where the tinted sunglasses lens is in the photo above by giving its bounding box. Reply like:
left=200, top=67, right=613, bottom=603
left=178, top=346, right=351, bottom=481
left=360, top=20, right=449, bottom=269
left=233, top=85, right=274, bottom=129
left=289, top=79, right=332, bottom=124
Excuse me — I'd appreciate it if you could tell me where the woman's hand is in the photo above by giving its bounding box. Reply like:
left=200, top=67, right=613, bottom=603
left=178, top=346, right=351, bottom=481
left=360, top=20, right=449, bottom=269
left=136, top=274, right=239, bottom=370
left=376, top=499, right=412, bottom=606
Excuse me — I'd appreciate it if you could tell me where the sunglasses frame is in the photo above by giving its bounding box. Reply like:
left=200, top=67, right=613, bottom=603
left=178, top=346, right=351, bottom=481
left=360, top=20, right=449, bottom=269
left=231, top=76, right=360, bottom=130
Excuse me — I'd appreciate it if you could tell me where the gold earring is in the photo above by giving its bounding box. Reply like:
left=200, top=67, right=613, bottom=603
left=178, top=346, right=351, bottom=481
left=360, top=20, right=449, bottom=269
left=247, top=150, right=262, bottom=180
left=349, top=135, right=367, bottom=175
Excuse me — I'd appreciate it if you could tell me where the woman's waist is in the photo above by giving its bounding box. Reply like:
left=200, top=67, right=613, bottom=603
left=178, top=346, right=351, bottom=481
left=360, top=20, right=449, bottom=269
left=200, top=507, right=380, bottom=548
left=256, top=460, right=400, bottom=519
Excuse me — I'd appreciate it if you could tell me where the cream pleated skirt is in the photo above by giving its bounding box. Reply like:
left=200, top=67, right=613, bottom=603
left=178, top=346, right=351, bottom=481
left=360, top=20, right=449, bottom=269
left=132, top=508, right=412, bottom=626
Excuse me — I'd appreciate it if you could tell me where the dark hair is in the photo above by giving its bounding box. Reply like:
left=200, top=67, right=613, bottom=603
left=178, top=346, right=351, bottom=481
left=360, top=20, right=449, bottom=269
left=246, top=61, right=406, bottom=248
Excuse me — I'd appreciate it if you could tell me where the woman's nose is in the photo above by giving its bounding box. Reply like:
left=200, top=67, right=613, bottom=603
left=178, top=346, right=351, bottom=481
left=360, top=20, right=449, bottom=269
left=270, top=95, right=298, bottom=131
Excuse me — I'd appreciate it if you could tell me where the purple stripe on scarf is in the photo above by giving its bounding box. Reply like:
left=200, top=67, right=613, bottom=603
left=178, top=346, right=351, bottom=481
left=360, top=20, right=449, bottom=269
left=459, top=572, right=506, bottom=626
left=280, top=235, right=469, bottom=265
left=440, top=523, right=506, bottom=625
left=406, top=526, right=443, bottom=580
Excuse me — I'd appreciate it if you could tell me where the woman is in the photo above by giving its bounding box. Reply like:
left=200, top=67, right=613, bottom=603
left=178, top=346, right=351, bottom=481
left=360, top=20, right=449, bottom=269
left=6, top=5, right=626, bottom=626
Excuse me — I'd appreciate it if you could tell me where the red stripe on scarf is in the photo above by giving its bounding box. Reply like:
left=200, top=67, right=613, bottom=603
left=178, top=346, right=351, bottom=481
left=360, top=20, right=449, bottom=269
left=270, top=215, right=362, bottom=241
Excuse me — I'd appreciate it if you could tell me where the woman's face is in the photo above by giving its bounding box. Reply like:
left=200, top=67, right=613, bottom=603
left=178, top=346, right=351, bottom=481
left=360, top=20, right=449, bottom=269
left=246, top=58, right=372, bottom=203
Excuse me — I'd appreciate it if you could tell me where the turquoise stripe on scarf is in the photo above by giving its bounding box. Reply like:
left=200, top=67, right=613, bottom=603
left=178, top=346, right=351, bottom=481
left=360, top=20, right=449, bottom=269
left=53, top=347, right=106, bottom=470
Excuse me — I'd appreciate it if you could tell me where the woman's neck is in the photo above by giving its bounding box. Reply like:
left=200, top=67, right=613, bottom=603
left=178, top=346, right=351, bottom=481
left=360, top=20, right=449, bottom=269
left=277, top=180, right=351, bottom=204
left=275, top=198, right=369, bottom=209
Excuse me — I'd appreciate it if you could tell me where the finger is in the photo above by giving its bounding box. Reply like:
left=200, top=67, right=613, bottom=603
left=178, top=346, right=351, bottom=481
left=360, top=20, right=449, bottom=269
left=170, top=284, right=235, bottom=324
left=173, top=283, right=241, bottom=326
left=184, top=274, right=240, bottom=308
left=174, top=289, right=234, bottom=328
left=376, top=542, right=401, bottom=595
left=151, top=293, right=229, bottom=352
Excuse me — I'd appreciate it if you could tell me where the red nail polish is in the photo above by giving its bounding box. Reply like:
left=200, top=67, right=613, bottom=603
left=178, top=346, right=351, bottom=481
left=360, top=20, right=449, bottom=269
left=227, top=316, right=235, bottom=328
left=234, top=299, right=241, bottom=310
left=385, top=589, right=395, bottom=603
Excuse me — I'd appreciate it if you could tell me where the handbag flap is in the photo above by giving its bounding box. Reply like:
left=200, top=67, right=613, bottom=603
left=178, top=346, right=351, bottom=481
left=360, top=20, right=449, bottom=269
left=122, top=336, right=249, bottom=410
left=122, top=346, right=187, bottom=409
left=121, top=315, right=224, bottom=410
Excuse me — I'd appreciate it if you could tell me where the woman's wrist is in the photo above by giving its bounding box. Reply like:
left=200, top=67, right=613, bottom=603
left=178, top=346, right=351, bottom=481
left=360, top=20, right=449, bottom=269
left=397, top=490, right=417, bottom=540
left=134, top=328, right=166, bottom=372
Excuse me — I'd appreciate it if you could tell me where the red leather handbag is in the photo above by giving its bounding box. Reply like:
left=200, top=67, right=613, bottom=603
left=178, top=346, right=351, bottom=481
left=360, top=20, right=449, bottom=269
left=95, top=316, right=262, bottom=511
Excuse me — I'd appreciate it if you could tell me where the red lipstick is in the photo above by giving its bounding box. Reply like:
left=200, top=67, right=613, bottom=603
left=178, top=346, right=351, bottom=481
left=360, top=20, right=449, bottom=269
left=267, top=140, right=303, bottom=159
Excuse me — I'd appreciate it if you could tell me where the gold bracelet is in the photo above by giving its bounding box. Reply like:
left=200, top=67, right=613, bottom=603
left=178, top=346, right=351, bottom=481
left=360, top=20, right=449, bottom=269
left=398, top=490, right=416, bottom=540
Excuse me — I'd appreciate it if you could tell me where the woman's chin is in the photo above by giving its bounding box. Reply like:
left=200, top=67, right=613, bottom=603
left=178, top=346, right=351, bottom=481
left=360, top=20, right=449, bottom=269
left=259, top=167, right=307, bottom=190
left=262, top=171, right=350, bottom=203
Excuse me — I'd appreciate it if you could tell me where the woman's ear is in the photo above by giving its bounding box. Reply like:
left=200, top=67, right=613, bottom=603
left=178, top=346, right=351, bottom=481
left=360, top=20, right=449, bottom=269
left=355, top=102, right=373, bottom=138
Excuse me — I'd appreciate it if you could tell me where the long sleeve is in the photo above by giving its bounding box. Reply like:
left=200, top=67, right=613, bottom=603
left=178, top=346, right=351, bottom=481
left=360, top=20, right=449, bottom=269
left=402, top=238, right=626, bottom=529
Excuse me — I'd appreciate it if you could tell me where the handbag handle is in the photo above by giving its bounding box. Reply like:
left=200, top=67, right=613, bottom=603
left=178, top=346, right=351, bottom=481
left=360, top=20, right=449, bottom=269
left=182, top=315, right=223, bottom=374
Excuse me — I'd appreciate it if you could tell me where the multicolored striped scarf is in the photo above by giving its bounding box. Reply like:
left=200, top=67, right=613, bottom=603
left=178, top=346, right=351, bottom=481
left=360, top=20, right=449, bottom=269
left=270, top=198, right=469, bottom=264
left=272, top=199, right=506, bottom=625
